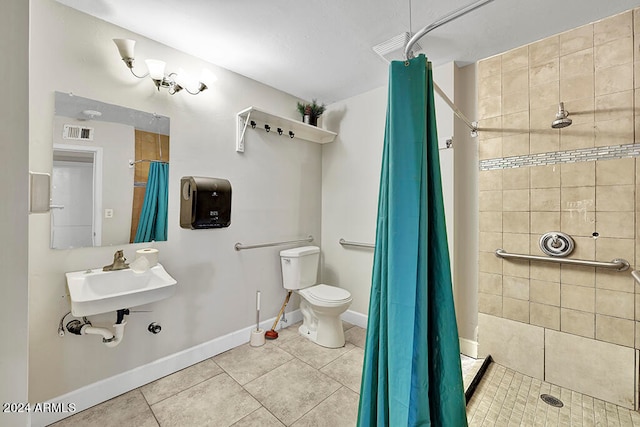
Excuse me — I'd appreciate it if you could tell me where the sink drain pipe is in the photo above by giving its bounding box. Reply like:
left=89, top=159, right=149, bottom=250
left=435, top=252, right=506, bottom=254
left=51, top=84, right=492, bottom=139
left=66, top=309, right=129, bottom=348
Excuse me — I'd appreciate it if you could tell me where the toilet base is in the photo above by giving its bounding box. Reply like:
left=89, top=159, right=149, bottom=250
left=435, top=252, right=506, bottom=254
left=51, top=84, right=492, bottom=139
left=298, top=299, right=347, bottom=348
left=298, top=285, right=351, bottom=348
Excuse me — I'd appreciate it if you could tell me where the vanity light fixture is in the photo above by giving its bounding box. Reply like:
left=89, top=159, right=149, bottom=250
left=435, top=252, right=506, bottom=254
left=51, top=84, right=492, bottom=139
left=113, top=38, right=216, bottom=95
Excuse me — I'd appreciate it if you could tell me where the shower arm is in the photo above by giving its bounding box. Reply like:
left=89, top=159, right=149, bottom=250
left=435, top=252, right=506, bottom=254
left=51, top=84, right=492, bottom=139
left=404, top=0, right=495, bottom=137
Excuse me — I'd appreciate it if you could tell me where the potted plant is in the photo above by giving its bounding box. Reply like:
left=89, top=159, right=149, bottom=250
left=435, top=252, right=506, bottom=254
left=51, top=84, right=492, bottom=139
left=296, top=99, right=326, bottom=126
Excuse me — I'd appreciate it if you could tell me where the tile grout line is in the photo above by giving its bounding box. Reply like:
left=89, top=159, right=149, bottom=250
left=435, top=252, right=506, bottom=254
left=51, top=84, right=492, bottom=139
left=137, top=388, right=162, bottom=427
left=232, top=326, right=363, bottom=427
left=476, top=363, right=501, bottom=423
left=237, top=340, right=307, bottom=426
left=482, top=364, right=509, bottom=423
left=143, top=360, right=227, bottom=408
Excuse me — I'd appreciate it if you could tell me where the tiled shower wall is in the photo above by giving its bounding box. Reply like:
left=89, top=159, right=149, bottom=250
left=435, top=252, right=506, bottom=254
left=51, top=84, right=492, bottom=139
left=477, top=9, right=640, bottom=408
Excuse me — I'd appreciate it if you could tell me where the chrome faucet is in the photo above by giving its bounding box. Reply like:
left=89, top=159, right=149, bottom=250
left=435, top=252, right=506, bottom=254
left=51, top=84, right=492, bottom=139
left=103, top=250, right=130, bottom=271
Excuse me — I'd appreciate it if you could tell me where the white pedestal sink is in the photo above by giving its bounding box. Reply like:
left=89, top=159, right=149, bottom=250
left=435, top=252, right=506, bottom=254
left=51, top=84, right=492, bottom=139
left=66, top=263, right=177, bottom=317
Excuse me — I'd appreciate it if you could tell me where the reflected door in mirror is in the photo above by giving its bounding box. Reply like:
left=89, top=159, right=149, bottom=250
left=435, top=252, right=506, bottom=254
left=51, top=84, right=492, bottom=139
left=51, top=154, right=96, bottom=248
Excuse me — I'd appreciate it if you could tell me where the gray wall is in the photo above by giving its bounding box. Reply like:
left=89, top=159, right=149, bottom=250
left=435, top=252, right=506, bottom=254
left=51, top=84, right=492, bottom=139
left=29, top=0, right=321, bottom=403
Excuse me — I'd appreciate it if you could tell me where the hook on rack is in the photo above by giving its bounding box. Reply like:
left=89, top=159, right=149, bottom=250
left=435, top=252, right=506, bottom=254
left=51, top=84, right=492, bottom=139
left=289, top=131, right=295, bottom=138
left=264, top=124, right=271, bottom=132
left=277, top=128, right=283, bottom=135
left=250, top=120, right=256, bottom=129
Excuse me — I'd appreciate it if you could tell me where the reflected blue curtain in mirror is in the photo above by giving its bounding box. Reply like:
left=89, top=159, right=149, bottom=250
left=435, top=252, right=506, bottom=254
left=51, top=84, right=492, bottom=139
left=357, top=54, right=467, bottom=426
left=134, top=161, right=168, bottom=243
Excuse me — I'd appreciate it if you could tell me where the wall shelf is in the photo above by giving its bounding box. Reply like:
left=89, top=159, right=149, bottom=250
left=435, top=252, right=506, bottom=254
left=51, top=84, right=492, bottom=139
left=235, top=106, right=337, bottom=153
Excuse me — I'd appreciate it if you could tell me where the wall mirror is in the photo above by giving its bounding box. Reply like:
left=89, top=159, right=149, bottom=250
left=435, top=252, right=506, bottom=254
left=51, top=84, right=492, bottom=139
left=52, top=91, right=170, bottom=249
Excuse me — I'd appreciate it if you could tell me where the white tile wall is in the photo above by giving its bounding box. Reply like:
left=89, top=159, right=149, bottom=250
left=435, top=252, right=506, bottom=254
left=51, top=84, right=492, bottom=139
left=545, top=329, right=636, bottom=409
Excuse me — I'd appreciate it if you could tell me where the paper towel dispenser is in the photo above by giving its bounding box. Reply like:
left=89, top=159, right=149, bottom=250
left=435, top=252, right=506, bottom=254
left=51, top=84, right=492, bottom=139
left=180, top=176, right=232, bottom=229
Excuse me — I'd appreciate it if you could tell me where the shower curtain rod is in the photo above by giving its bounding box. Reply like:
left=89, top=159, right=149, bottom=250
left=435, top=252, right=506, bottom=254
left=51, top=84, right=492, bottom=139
left=129, top=159, right=169, bottom=167
left=404, top=0, right=495, bottom=137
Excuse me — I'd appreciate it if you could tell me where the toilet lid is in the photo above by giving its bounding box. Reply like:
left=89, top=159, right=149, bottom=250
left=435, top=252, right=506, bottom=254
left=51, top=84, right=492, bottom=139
left=301, top=284, right=351, bottom=303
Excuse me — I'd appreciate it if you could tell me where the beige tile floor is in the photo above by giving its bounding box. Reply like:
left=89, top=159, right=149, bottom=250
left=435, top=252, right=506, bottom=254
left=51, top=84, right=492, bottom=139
left=51, top=322, right=364, bottom=427
left=60, top=321, right=625, bottom=427
left=52, top=321, right=483, bottom=427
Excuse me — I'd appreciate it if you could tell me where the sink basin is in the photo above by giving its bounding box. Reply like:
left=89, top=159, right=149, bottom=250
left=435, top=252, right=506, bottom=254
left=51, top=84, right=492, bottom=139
left=66, top=263, right=177, bottom=317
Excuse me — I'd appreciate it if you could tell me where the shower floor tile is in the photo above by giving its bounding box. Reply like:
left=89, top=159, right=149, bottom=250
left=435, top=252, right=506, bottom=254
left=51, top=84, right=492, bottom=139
left=51, top=322, right=640, bottom=427
left=466, top=362, right=640, bottom=426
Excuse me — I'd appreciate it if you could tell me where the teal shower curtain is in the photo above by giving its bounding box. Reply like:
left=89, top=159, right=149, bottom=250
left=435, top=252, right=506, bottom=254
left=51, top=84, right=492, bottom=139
left=134, top=161, right=168, bottom=243
left=357, top=55, right=467, bottom=426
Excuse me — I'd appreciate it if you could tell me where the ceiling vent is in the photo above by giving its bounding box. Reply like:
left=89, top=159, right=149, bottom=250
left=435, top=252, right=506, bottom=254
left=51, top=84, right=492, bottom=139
left=372, top=32, right=422, bottom=63
left=63, top=124, right=94, bottom=141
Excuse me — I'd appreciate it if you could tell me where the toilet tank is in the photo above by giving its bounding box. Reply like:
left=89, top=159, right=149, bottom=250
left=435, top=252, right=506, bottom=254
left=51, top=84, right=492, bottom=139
left=280, top=246, right=320, bottom=290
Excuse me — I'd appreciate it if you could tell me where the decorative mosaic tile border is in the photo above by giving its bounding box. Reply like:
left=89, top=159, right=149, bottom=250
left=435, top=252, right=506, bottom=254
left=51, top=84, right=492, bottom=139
left=479, top=143, right=640, bottom=171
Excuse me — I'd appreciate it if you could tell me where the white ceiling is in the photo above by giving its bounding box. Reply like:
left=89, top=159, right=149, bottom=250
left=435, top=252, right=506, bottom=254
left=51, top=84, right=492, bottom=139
left=56, top=0, right=639, bottom=104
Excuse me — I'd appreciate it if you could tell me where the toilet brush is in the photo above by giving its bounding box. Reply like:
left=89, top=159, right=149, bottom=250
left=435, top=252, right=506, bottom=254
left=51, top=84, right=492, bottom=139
left=265, top=291, right=292, bottom=340
left=256, top=290, right=260, bottom=332
left=250, top=291, right=265, bottom=347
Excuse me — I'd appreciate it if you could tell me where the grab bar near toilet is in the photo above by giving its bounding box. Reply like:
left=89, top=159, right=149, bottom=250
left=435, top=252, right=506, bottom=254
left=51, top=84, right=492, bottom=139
left=339, top=238, right=375, bottom=249
left=234, top=235, right=314, bottom=251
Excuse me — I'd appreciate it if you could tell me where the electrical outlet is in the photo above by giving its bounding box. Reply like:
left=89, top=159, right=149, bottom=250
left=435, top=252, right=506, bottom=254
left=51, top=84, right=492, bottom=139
left=104, top=209, right=113, bottom=218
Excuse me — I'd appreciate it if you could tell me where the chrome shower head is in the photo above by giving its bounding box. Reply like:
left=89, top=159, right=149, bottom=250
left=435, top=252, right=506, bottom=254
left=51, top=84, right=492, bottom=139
left=552, top=102, right=572, bottom=129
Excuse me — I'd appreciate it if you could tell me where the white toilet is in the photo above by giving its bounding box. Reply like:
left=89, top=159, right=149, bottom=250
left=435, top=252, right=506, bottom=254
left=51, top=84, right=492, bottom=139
left=280, top=246, right=352, bottom=348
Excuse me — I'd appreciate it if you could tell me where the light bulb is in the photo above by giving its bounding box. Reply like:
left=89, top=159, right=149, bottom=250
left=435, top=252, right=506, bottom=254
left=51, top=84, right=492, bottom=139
left=175, top=67, right=189, bottom=89
left=113, top=38, right=135, bottom=60
left=145, top=59, right=166, bottom=80
left=198, top=69, right=217, bottom=91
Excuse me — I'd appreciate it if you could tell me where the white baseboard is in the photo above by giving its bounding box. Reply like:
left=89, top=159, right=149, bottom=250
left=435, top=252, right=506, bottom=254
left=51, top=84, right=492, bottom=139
left=31, top=308, right=471, bottom=426
left=31, top=310, right=302, bottom=427
left=459, top=337, right=478, bottom=359
left=341, top=309, right=368, bottom=328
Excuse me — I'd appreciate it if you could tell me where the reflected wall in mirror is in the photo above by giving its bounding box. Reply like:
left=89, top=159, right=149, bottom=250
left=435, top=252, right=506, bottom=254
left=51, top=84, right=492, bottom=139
left=52, top=92, right=170, bottom=249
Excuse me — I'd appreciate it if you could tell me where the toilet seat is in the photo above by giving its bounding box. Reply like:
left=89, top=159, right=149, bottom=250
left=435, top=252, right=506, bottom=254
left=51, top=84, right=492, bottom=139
left=298, top=284, right=352, bottom=307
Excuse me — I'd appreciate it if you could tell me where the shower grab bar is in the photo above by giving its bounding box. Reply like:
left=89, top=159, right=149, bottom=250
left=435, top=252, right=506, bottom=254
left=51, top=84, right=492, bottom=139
left=495, top=249, right=630, bottom=272
left=631, top=271, right=640, bottom=285
left=339, top=238, right=375, bottom=249
left=234, top=235, right=314, bottom=251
